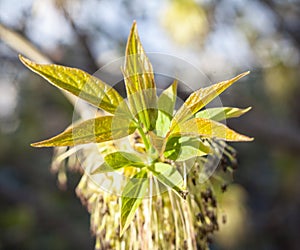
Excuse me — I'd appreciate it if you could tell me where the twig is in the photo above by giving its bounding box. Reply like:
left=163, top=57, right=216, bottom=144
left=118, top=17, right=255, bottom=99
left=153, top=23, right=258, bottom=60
left=60, top=5, right=99, bottom=73
left=260, top=0, right=300, bottom=46
left=0, top=23, right=51, bottom=63
left=0, top=23, right=89, bottom=117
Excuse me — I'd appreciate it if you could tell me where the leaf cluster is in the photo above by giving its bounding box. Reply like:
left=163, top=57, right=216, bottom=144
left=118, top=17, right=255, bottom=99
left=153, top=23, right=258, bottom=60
left=20, top=21, right=252, bottom=235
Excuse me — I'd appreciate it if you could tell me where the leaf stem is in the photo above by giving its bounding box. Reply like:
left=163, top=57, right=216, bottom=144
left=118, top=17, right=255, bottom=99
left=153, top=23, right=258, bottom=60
left=137, top=126, right=150, bottom=151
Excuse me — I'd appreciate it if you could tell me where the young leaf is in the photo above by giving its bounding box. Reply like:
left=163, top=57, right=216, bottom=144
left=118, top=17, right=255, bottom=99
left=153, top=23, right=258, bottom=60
left=92, top=151, right=145, bottom=174
left=170, top=117, right=253, bottom=142
left=19, top=55, right=129, bottom=115
left=148, top=131, right=165, bottom=155
left=148, top=162, right=185, bottom=198
left=31, top=116, right=136, bottom=147
left=121, top=169, right=148, bottom=235
left=123, top=21, right=157, bottom=130
left=156, top=111, right=171, bottom=137
left=174, top=145, right=208, bottom=161
left=164, top=137, right=211, bottom=161
left=170, top=72, right=250, bottom=129
left=157, top=80, right=177, bottom=117
left=195, top=107, right=252, bottom=121
left=156, top=80, right=177, bottom=136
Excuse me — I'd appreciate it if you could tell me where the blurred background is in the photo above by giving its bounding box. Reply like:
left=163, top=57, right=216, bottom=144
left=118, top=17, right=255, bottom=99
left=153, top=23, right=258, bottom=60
left=0, top=0, right=300, bottom=249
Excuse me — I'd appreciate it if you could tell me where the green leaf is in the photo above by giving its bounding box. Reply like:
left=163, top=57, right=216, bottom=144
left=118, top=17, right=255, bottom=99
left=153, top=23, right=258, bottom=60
left=195, top=107, right=252, bottom=121
left=164, top=137, right=211, bottom=161
left=148, top=162, right=185, bottom=198
left=92, top=151, right=145, bottom=174
left=156, top=80, right=177, bottom=136
left=170, top=117, right=253, bottom=142
left=156, top=111, right=171, bottom=137
left=121, top=169, right=148, bottom=235
left=31, top=116, right=136, bottom=147
left=19, top=55, right=129, bottom=115
left=157, top=80, right=177, bottom=116
left=122, top=21, right=158, bottom=130
left=175, top=145, right=208, bottom=161
left=170, top=72, right=250, bottom=129
left=148, top=131, right=165, bottom=155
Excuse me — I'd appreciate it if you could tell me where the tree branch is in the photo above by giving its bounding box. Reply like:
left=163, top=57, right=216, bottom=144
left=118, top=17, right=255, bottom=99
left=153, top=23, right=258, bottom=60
left=60, top=5, right=99, bottom=73
left=0, top=23, right=90, bottom=118
left=260, top=0, right=300, bottom=46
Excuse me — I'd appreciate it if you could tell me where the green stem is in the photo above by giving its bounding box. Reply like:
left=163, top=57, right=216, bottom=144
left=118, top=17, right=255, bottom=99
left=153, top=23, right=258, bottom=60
left=137, top=126, right=150, bottom=151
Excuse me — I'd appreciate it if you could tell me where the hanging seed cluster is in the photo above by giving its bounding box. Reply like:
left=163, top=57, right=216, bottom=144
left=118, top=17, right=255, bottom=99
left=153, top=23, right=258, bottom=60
left=21, top=21, right=252, bottom=250
left=50, top=134, right=235, bottom=250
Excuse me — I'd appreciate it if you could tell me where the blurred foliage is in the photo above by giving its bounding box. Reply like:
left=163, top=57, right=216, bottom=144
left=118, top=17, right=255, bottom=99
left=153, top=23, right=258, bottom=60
left=0, top=0, right=300, bottom=249
left=162, top=0, right=208, bottom=45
